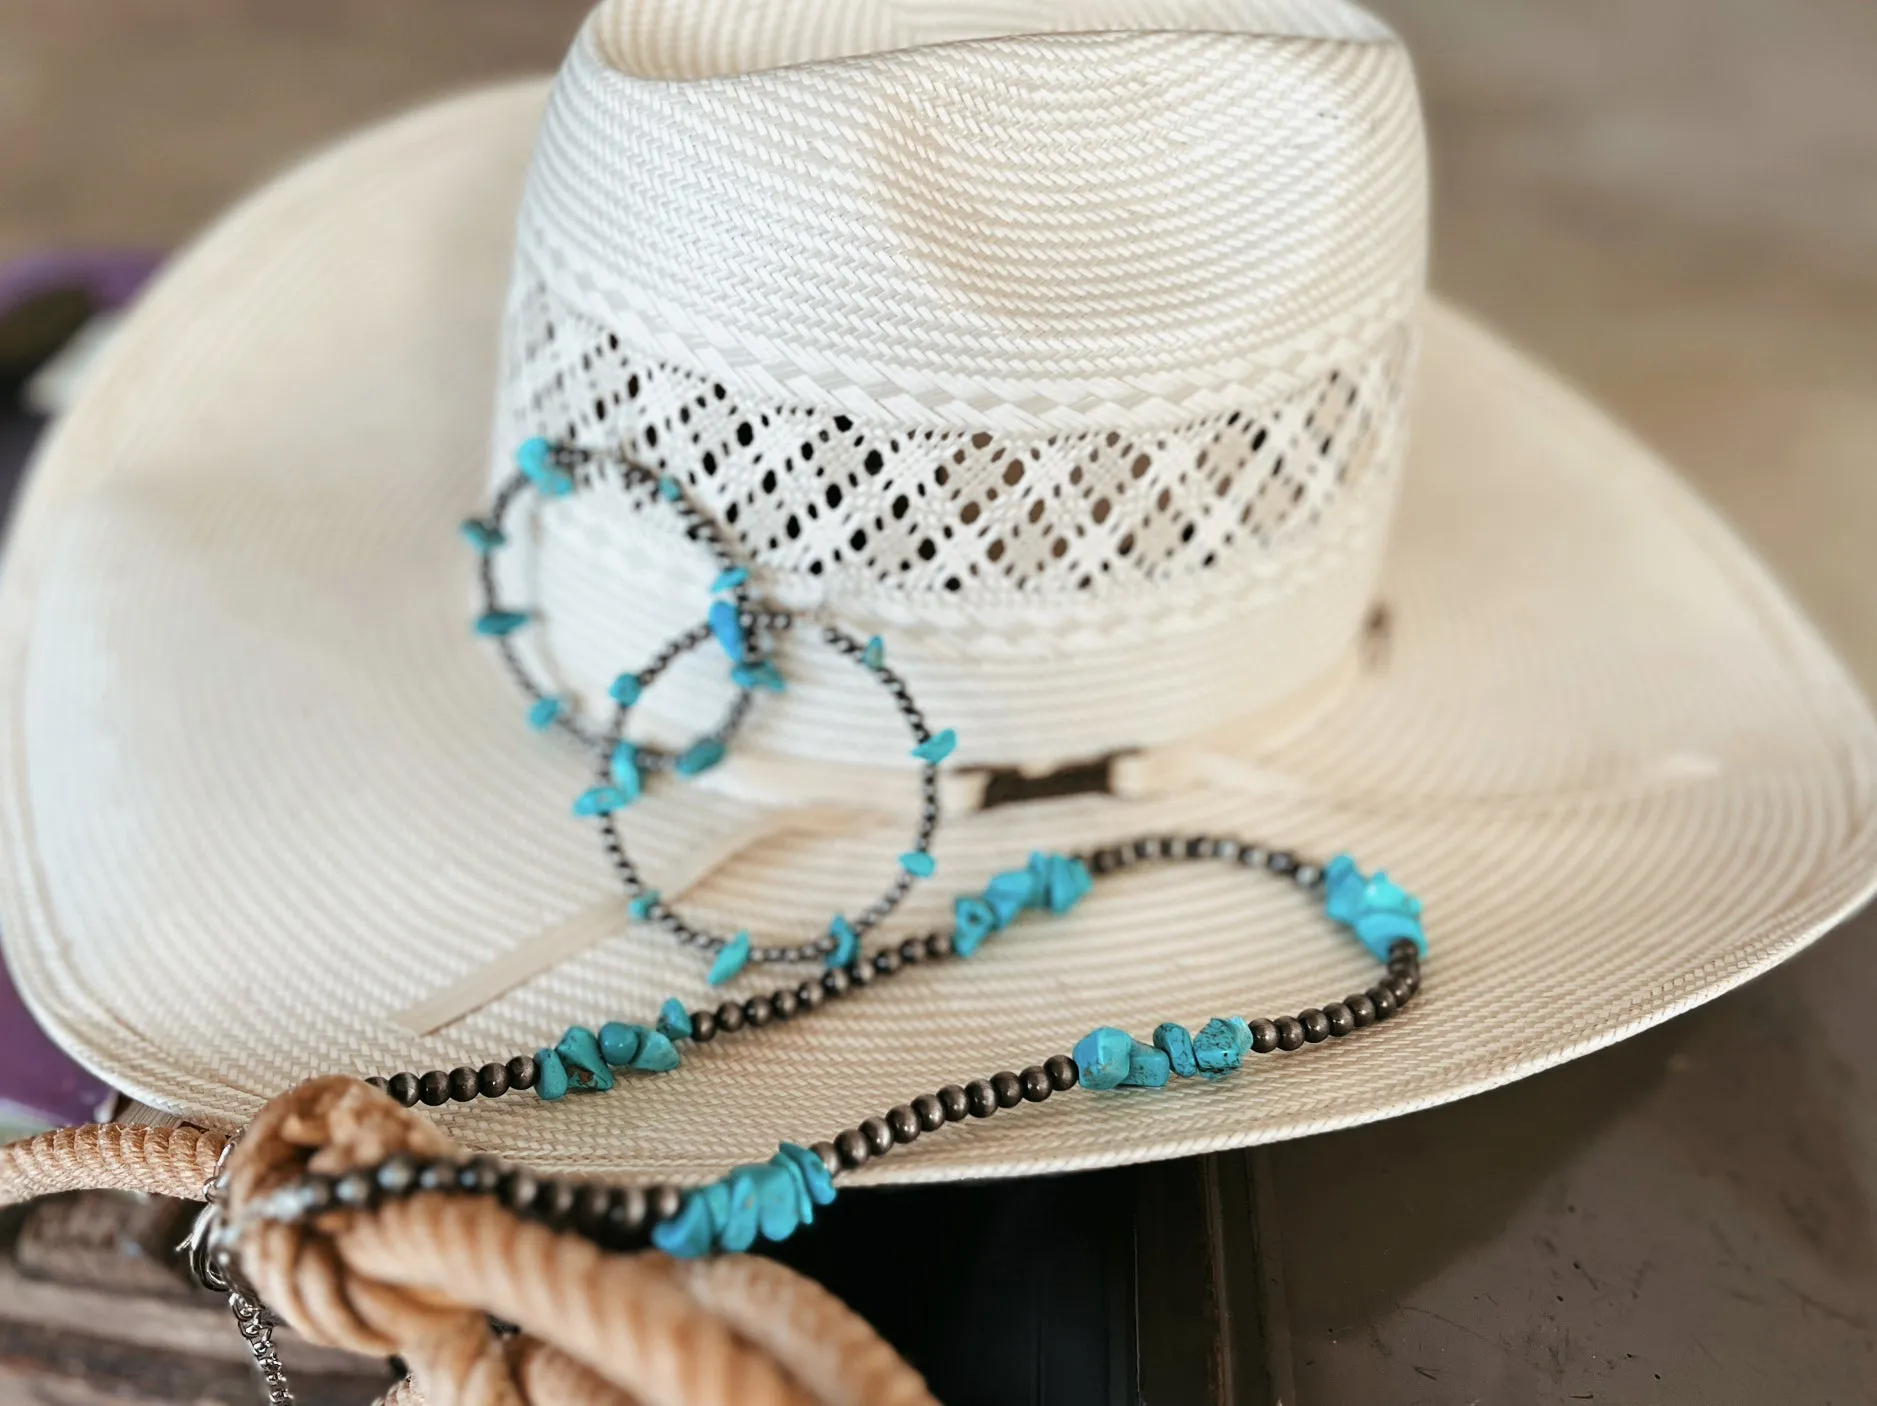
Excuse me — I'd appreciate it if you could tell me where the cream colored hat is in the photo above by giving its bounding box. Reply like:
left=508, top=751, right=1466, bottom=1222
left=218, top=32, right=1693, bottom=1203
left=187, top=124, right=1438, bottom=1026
left=3, top=0, right=1875, bottom=1184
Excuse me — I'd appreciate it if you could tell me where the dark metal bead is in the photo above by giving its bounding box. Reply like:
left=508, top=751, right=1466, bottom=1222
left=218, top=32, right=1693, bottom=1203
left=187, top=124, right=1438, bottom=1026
left=860, top=1116, right=894, bottom=1156
left=506, top=1055, right=538, bottom=1091
left=1390, top=968, right=1420, bottom=999
left=607, top=1185, right=649, bottom=1237
left=1020, top=1066, right=1053, bottom=1102
left=795, top=980, right=824, bottom=1011
left=1274, top=1016, right=1307, bottom=1051
left=991, top=1071, right=1024, bottom=1108
left=743, top=995, right=774, bottom=1028
left=1044, top=1054, right=1079, bottom=1091
left=1384, top=974, right=1413, bottom=1005
left=1368, top=986, right=1399, bottom=1020
left=374, top=1154, right=420, bottom=1197
left=364, top=1075, right=389, bottom=1092
left=1389, top=939, right=1420, bottom=964
left=811, top=1142, right=841, bottom=1177
left=1185, top=836, right=1210, bottom=858
left=1299, top=1009, right=1332, bottom=1044
left=925, top=932, right=954, bottom=959
left=477, top=1063, right=510, bottom=1098
left=822, top=967, right=852, bottom=997
left=912, top=1093, right=946, bottom=1131
left=296, top=1174, right=335, bottom=1215
left=872, top=948, right=901, bottom=977
left=835, top=1128, right=871, bottom=1169
left=448, top=1066, right=480, bottom=1102
left=459, top=1157, right=503, bottom=1196
left=847, top=959, right=876, bottom=987
left=898, top=938, right=926, bottom=966
left=938, top=1084, right=970, bottom=1121
left=690, top=1009, right=718, bottom=1042
left=574, top=1183, right=614, bottom=1233
left=1266, top=850, right=1298, bottom=874
left=332, top=1170, right=377, bottom=1209
left=886, top=1106, right=921, bottom=1144
left=1324, top=1002, right=1356, bottom=1037
left=1247, top=1019, right=1280, bottom=1054
left=499, top=1169, right=538, bottom=1212
left=536, top=1179, right=579, bottom=1226
left=650, top=1185, right=684, bottom=1223
left=715, top=1000, right=746, bottom=1033
left=386, top=1072, right=420, bottom=1107
left=771, top=988, right=799, bottom=1020
left=1346, top=993, right=1377, bottom=1027
left=417, top=1160, right=458, bottom=1193
left=418, top=1071, right=451, bottom=1106
left=965, top=1079, right=998, bottom=1118
left=1132, top=837, right=1157, bottom=860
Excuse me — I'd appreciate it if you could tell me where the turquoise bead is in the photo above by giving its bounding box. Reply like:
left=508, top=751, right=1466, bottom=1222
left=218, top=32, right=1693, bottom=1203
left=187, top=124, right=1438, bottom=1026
left=609, top=673, right=643, bottom=706
left=572, top=786, right=628, bottom=817
left=657, top=997, right=693, bottom=1040
left=775, top=1142, right=838, bottom=1208
left=827, top=915, right=859, bottom=967
left=1074, top=1026, right=1136, bottom=1091
left=517, top=439, right=572, bottom=497
left=650, top=1192, right=714, bottom=1258
left=1122, top=1040, right=1172, bottom=1088
left=1193, top=1018, right=1246, bottom=1076
left=899, top=850, right=936, bottom=879
left=1226, top=1016, right=1255, bottom=1057
left=533, top=1047, right=570, bottom=1101
left=862, top=636, right=885, bottom=670
left=658, top=475, right=683, bottom=501
left=629, top=889, right=660, bottom=920
left=731, top=660, right=786, bottom=693
left=952, top=896, right=996, bottom=958
left=676, top=738, right=726, bottom=776
left=555, top=1027, right=614, bottom=1091
left=1324, top=854, right=1427, bottom=959
left=631, top=1030, right=681, bottom=1073
left=527, top=696, right=564, bottom=731
left=597, top=1021, right=643, bottom=1066
left=708, top=600, right=746, bottom=662
left=709, top=931, right=751, bottom=985
left=752, top=1162, right=802, bottom=1241
left=1041, top=854, right=1093, bottom=914
left=711, top=566, right=749, bottom=594
left=717, top=1168, right=762, bottom=1252
left=911, top=729, right=957, bottom=765
left=458, top=519, right=506, bottom=553
left=1153, top=1023, right=1199, bottom=1078
left=610, top=742, right=643, bottom=799
left=474, top=610, right=530, bottom=637
left=984, top=869, right=1039, bottom=927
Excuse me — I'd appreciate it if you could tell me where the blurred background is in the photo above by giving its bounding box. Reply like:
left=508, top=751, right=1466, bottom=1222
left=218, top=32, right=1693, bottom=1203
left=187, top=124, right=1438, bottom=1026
left=1, top=3, right=1873, bottom=1403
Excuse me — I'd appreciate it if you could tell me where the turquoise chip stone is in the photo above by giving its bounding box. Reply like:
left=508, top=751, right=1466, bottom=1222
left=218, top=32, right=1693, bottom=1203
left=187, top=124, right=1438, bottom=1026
left=952, top=896, right=996, bottom=958
left=707, top=599, right=746, bottom=661
left=649, top=1192, right=714, bottom=1258
left=527, top=696, right=564, bottom=731
left=516, top=436, right=552, bottom=476
left=711, top=566, right=749, bottom=594
left=1122, top=1040, right=1172, bottom=1088
left=771, top=1153, right=816, bottom=1224
left=709, top=931, right=751, bottom=985
left=775, top=1142, right=837, bottom=1208
left=657, top=997, right=693, bottom=1040
left=597, top=1021, right=643, bottom=1067
left=1074, top=1027, right=1136, bottom=1091
left=984, top=870, right=1039, bottom=927
left=571, top=785, right=627, bottom=817
left=658, top=475, right=682, bottom=501
left=1226, top=1016, right=1255, bottom=1057
left=862, top=636, right=885, bottom=670
left=1153, top=1023, right=1199, bottom=1078
left=629, top=889, right=660, bottom=920
left=1193, top=1018, right=1246, bottom=1076
left=899, top=850, right=937, bottom=879
left=752, top=1162, right=802, bottom=1242
left=458, top=519, right=506, bottom=553
left=1324, top=854, right=1427, bottom=959
left=609, top=673, right=643, bottom=707
left=474, top=609, right=530, bottom=637
left=910, top=729, right=958, bottom=765
left=533, top=1047, right=570, bottom=1101
left=1042, top=854, right=1093, bottom=914
left=631, top=1030, right=681, bottom=1073
left=730, top=660, right=786, bottom=693
left=555, top=1026, right=614, bottom=1091
left=610, top=742, right=643, bottom=799
left=717, top=1167, right=762, bottom=1252
left=676, top=738, right=726, bottom=776
left=827, top=915, right=859, bottom=967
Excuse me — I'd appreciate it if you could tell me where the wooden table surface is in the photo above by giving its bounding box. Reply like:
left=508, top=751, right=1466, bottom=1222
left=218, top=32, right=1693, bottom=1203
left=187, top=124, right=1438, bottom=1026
left=1, top=3, right=1873, bottom=1403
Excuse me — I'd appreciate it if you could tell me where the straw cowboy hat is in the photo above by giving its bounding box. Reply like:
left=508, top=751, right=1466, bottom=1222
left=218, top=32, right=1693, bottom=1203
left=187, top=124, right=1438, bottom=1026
left=3, top=0, right=1874, bottom=1185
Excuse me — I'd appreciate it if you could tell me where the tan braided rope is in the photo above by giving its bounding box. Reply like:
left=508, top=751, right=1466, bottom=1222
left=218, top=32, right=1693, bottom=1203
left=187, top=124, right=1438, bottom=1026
left=0, top=1077, right=937, bottom=1406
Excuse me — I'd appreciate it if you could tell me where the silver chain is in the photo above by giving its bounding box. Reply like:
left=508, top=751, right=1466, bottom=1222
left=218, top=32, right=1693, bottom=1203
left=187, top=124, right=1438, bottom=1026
left=181, top=1141, right=296, bottom=1406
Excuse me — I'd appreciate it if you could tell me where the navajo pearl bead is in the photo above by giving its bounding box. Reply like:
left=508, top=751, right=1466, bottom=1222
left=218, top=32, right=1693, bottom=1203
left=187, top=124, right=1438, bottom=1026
left=886, top=1106, right=921, bottom=1144
left=1299, top=1009, right=1331, bottom=1044
left=418, top=1071, right=451, bottom=1106
left=715, top=1001, right=746, bottom=1033
left=938, top=1085, right=970, bottom=1121
left=448, top=1067, right=480, bottom=1101
left=860, top=1117, right=894, bottom=1156
left=1247, top=1019, right=1280, bottom=1054
left=965, top=1080, right=998, bottom=1118
left=1323, top=1003, right=1356, bottom=1038
left=1345, top=994, right=1377, bottom=1028
left=1044, top=1055, right=1079, bottom=1091
left=991, top=1072, right=1024, bottom=1108
left=836, top=1129, right=872, bottom=1170
left=690, top=1010, right=718, bottom=1042
left=1274, top=1017, right=1307, bottom=1052
left=743, top=995, right=774, bottom=1028
left=1020, top=1067, right=1053, bottom=1102
left=912, top=1094, right=946, bottom=1131
left=476, top=1063, right=510, bottom=1097
left=386, top=1072, right=419, bottom=1107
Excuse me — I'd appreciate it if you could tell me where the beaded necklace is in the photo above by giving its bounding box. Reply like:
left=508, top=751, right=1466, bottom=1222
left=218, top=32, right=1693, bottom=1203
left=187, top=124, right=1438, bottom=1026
left=269, top=439, right=1430, bottom=1262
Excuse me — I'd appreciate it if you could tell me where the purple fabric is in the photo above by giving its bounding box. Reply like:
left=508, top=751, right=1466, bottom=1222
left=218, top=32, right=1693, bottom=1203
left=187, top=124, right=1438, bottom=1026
left=0, top=943, right=111, bottom=1127
left=0, top=250, right=160, bottom=317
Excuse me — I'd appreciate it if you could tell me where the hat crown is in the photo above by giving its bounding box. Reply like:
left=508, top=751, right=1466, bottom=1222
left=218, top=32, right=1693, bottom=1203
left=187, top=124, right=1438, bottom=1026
left=494, top=0, right=1427, bottom=766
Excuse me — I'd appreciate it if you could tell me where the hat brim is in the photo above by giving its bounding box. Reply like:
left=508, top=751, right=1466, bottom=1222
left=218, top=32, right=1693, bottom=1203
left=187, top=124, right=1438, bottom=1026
left=3, top=81, right=1873, bottom=1183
